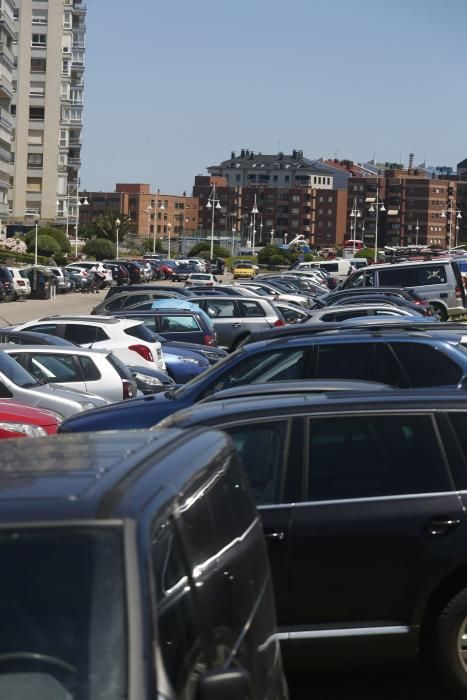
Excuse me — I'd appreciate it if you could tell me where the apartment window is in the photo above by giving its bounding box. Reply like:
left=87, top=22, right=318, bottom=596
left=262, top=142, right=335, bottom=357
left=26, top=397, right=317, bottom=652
left=285, top=176, right=290, bottom=183
left=32, top=34, right=47, bottom=47
left=10, top=105, right=16, bottom=116
left=327, top=209, right=332, bottom=215
left=292, top=195, right=300, bottom=202
left=29, top=106, right=45, bottom=121
left=28, top=129, right=43, bottom=145
left=30, top=81, right=45, bottom=97
left=27, top=153, right=43, bottom=169
left=26, top=177, right=42, bottom=192
left=291, top=207, right=300, bottom=214
left=31, top=57, right=46, bottom=73
left=328, top=196, right=333, bottom=202
left=32, top=10, right=48, bottom=24
left=59, top=129, right=68, bottom=147
left=62, top=60, right=70, bottom=76
left=63, top=11, right=72, bottom=28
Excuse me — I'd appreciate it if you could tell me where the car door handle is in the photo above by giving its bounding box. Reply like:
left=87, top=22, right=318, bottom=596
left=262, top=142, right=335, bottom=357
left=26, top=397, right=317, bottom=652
left=264, top=530, right=285, bottom=544
left=232, top=323, right=242, bottom=328
left=427, top=518, right=461, bottom=536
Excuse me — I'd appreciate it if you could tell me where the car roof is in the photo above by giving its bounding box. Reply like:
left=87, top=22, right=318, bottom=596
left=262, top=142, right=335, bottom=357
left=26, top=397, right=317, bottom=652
left=0, top=328, right=76, bottom=346
left=310, top=303, right=412, bottom=313
left=156, top=389, right=467, bottom=431
left=0, top=344, right=109, bottom=356
left=199, top=379, right=394, bottom=403
left=0, top=429, right=230, bottom=522
left=353, top=259, right=454, bottom=271
left=35, top=315, right=128, bottom=324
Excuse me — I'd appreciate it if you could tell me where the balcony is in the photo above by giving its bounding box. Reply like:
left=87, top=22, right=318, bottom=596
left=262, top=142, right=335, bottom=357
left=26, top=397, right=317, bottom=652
left=0, top=9, right=16, bottom=39
left=68, top=156, right=80, bottom=167
left=72, top=3, right=87, bottom=14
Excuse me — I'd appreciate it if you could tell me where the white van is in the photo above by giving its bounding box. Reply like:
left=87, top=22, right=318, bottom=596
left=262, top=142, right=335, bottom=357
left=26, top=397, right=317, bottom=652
left=340, top=259, right=466, bottom=320
left=293, top=259, right=354, bottom=281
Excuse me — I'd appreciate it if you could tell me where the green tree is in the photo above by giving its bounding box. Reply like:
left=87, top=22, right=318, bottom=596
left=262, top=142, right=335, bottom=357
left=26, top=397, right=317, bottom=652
left=188, top=242, right=231, bottom=258
left=25, top=226, right=71, bottom=255
left=141, top=239, right=164, bottom=253
left=30, top=235, right=61, bottom=258
left=83, top=237, right=116, bottom=260
left=92, top=213, right=135, bottom=242
left=356, top=247, right=375, bottom=262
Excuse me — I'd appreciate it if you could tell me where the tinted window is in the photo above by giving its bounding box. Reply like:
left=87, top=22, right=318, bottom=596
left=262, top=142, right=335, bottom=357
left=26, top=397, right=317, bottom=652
left=207, top=348, right=311, bottom=393
left=226, top=422, right=288, bottom=505
left=344, top=271, right=365, bottom=288
left=123, top=323, right=157, bottom=342
left=79, top=355, right=101, bottom=381
left=26, top=324, right=59, bottom=336
left=320, top=263, right=338, bottom=272
left=104, top=354, right=131, bottom=380
left=0, top=352, right=40, bottom=387
left=64, top=324, right=109, bottom=344
left=373, top=343, right=409, bottom=386
left=315, top=343, right=371, bottom=380
left=122, top=293, right=149, bottom=308
left=105, top=297, right=125, bottom=311
left=325, top=309, right=370, bottom=321
left=306, top=414, right=449, bottom=500
left=391, top=342, right=462, bottom=387
left=28, top=353, right=81, bottom=382
left=239, top=300, right=266, bottom=318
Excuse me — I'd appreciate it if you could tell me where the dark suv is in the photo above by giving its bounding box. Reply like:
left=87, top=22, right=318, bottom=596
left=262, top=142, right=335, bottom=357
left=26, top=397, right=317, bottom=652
left=0, top=430, right=288, bottom=700
left=155, top=390, right=467, bottom=694
left=59, top=325, right=467, bottom=433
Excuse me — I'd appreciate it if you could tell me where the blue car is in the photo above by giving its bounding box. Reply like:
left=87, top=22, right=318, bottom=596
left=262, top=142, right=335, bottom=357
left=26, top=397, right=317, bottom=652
left=159, top=334, right=226, bottom=383
left=59, top=323, right=467, bottom=433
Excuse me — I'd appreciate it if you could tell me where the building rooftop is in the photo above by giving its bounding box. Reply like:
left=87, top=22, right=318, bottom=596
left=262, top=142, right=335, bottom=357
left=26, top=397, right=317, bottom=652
left=210, top=149, right=335, bottom=174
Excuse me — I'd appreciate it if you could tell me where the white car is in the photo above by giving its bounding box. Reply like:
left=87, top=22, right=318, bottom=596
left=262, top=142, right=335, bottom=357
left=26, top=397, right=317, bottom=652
left=306, top=303, right=422, bottom=323
left=185, top=273, right=219, bottom=287
left=14, top=316, right=166, bottom=372
left=65, top=262, right=113, bottom=287
left=2, top=345, right=138, bottom=403
left=7, top=267, right=31, bottom=299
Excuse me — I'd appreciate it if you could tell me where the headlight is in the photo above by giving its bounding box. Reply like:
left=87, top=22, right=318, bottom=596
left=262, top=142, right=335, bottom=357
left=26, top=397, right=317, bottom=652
left=177, top=356, right=204, bottom=366
left=0, top=422, right=48, bottom=438
left=79, top=402, right=97, bottom=411
left=134, top=372, right=163, bottom=386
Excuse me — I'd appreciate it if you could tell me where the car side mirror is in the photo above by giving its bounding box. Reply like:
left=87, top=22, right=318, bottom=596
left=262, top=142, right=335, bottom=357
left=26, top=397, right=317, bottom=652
left=198, top=668, right=253, bottom=700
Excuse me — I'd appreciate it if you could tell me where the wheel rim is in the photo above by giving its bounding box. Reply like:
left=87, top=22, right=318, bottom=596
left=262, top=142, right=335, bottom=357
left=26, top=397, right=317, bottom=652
left=430, top=305, right=444, bottom=321
left=457, top=617, right=467, bottom=671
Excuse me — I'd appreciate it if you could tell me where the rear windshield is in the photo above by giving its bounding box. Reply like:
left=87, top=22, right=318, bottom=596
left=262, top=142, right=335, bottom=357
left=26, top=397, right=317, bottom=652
left=191, top=274, right=210, bottom=280
left=106, top=353, right=133, bottom=380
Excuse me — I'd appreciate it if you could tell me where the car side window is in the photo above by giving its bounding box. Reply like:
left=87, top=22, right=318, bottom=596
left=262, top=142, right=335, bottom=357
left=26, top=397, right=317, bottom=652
left=64, top=324, right=109, bottom=344
left=306, top=414, right=450, bottom=501
left=390, top=342, right=462, bottom=387
left=28, top=353, right=80, bottom=382
left=78, top=355, right=101, bottom=381
left=152, top=519, right=208, bottom=700
left=343, top=271, right=364, bottom=289
left=372, top=343, right=409, bottom=387
left=224, top=422, right=288, bottom=505
left=106, top=297, right=125, bottom=311
left=239, top=301, right=266, bottom=318
left=160, top=315, right=200, bottom=332
left=122, top=294, right=149, bottom=308
left=315, top=343, right=371, bottom=380
left=26, top=324, right=59, bottom=336
left=206, top=299, right=236, bottom=318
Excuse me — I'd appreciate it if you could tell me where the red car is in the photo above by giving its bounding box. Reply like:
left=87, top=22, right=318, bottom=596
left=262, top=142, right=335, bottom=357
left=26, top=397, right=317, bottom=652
left=0, top=401, right=60, bottom=438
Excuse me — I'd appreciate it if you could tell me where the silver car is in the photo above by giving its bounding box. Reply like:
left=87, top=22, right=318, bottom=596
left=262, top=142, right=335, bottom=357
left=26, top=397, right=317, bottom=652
left=0, top=350, right=109, bottom=419
left=2, top=345, right=138, bottom=403
left=188, top=296, right=286, bottom=351
left=305, top=303, right=422, bottom=323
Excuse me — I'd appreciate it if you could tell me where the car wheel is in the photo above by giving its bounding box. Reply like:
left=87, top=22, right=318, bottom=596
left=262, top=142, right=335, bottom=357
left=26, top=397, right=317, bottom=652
left=433, top=587, right=467, bottom=695
left=429, top=303, right=447, bottom=321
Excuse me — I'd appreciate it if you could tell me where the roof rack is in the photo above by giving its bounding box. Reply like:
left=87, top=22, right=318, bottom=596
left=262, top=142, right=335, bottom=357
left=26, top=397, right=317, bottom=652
left=39, top=315, right=121, bottom=324
left=245, top=320, right=467, bottom=344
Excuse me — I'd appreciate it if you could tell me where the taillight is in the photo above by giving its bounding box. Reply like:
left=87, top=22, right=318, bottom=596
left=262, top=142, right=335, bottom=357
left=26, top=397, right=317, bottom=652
left=274, top=319, right=286, bottom=327
left=17, top=280, right=25, bottom=286
left=122, top=379, right=134, bottom=399
left=128, top=344, right=154, bottom=362
left=204, top=334, right=215, bottom=346
left=207, top=282, right=213, bottom=287
left=456, top=286, right=463, bottom=298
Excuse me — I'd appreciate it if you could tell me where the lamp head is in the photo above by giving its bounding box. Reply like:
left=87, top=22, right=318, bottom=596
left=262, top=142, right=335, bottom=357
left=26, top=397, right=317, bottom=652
left=115, top=218, right=121, bottom=226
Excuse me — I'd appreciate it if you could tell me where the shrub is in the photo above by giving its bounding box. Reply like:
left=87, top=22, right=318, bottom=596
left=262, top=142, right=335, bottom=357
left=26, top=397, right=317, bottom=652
left=28, top=235, right=61, bottom=258
left=83, top=238, right=116, bottom=260
left=187, top=242, right=231, bottom=258
left=25, top=226, right=71, bottom=255
left=270, top=254, right=286, bottom=266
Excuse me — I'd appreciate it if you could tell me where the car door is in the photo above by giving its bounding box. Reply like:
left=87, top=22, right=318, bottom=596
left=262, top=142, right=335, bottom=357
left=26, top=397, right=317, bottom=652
left=285, top=411, right=467, bottom=637
left=198, top=299, right=242, bottom=349
left=203, top=416, right=302, bottom=627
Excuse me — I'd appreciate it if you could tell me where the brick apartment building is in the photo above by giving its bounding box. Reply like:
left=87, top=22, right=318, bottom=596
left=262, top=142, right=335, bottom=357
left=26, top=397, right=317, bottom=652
left=79, top=183, right=198, bottom=243
left=194, top=150, right=348, bottom=249
left=347, top=168, right=458, bottom=248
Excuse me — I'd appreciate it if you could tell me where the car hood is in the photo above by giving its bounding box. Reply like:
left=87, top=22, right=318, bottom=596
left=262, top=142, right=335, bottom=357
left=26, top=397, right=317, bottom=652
left=164, top=340, right=227, bottom=358
left=0, top=399, right=59, bottom=424
left=59, top=390, right=182, bottom=432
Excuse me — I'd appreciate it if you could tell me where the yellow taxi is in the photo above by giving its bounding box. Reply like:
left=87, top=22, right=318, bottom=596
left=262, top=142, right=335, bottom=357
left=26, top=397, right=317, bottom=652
left=232, top=262, right=256, bottom=279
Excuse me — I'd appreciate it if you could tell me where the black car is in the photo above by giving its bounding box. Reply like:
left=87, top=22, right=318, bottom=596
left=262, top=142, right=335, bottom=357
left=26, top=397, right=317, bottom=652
left=155, top=390, right=467, bottom=694
left=108, top=260, right=143, bottom=284
left=102, top=262, right=130, bottom=285
left=171, top=263, right=197, bottom=281
left=0, top=430, right=287, bottom=700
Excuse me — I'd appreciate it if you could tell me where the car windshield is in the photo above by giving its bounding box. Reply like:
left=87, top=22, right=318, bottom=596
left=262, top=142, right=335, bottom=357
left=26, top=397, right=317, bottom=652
left=0, top=526, right=126, bottom=700
left=0, top=351, right=42, bottom=387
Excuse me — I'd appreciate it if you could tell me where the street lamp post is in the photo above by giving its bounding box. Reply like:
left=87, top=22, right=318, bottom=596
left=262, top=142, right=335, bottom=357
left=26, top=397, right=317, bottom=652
left=441, top=199, right=462, bottom=252
left=75, top=195, right=88, bottom=258
left=349, top=198, right=361, bottom=254
left=115, top=217, right=121, bottom=260
left=284, top=233, right=288, bottom=247
left=231, top=227, right=236, bottom=255
left=205, top=185, right=221, bottom=259
left=368, top=187, right=386, bottom=262
left=415, top=219, right=420, bottom=246
left=270, top=228, right=275, bottom=246
left=167, top=222, right=172, bottom=260
left=145, top=205, right=152, bottom=241
left=34, top=219, right=39, bottom=266
left=251, top=194, right=259, bottom=256
left=157, top=202, right=165, bottom=255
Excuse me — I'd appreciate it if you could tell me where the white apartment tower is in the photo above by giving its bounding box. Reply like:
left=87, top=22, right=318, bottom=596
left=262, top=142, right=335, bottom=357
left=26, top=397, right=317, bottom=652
left=0, top=0, right=16, bottom=233
left=10, top=0, right=86, bottom=226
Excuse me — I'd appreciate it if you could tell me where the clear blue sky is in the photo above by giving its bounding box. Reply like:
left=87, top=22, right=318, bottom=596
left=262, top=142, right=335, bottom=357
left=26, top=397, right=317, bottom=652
left=81, top=0, right=467, bottom=194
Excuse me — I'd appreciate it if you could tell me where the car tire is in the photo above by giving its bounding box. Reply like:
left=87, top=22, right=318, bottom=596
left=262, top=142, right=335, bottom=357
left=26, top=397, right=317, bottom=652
left=429, top=303, right=447, bottom=321
left=433, top=587, right=467, bottom=695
